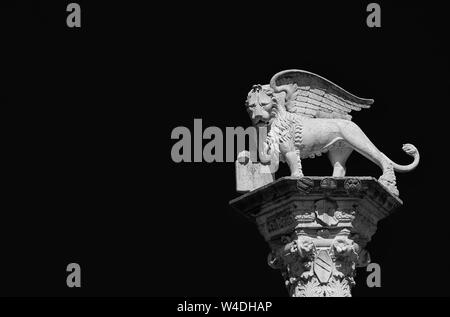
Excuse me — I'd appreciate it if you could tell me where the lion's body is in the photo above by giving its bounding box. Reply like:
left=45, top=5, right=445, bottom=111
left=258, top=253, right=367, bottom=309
left=266, top=111, right=419, bottom=196
left=294, top=117, right=350, bottom=158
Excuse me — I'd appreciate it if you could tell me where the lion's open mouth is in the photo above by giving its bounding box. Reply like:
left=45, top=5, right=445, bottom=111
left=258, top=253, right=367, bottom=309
left=255, top=119, right=269, bottom=128
left=255, top=120, right=268, bottom=126
left=255, top=119, right=271, bottom=133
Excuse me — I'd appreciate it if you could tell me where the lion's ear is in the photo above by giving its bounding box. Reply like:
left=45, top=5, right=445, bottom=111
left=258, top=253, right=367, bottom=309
left=271, top=93, right=286, bottom=109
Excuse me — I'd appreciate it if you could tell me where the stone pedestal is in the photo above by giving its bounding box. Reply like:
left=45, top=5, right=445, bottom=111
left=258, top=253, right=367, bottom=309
left=229, top=176, right=402, bottom=297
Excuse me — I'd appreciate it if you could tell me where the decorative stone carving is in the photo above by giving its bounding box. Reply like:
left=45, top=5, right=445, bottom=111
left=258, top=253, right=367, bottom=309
left=296, top=177, right=314, bottom=194
left=235, top=150, right=275, bottom=192
left=320, top=178, right=337, bottom=191
left=344, top=178, right=362, bottom=194
left=245, top=69, right=420, bottom=196
left=315, top=199, right=339, bottom=226
left=230, top=177, right=403, bottom=297
left=267, top=233, right=360, bottom=297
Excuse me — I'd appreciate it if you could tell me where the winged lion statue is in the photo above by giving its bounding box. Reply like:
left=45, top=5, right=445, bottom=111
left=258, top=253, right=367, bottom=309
left=246, top=69, right=419, bottom=196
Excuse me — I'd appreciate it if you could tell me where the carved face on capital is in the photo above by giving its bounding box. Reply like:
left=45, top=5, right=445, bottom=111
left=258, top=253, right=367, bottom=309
left=246, top=84, right=275, bottom=127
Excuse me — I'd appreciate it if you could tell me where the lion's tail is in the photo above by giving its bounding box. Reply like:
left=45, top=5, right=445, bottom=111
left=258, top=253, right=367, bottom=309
left=384, top=143, right=420, bottom=173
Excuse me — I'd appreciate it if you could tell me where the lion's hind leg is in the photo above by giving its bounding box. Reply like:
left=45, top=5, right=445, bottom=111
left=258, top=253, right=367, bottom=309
left=378, top=154, right=398, bottom=196
left=336, top=120, right=399, bottom=195
left=328, top=144, right=353, bottom=177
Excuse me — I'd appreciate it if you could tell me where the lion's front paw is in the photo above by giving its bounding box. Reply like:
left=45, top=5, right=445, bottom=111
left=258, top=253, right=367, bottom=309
left=291, top=172, right=304, bottom=178
left=402, top=143, right=418, bottom=156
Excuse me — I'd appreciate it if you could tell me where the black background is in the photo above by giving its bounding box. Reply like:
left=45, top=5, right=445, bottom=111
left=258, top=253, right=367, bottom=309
left=2, top=1, right=449, bottom=297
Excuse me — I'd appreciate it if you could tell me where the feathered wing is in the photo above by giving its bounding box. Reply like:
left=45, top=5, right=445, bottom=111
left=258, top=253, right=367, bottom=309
left=270, top=69, right=374, bottom=120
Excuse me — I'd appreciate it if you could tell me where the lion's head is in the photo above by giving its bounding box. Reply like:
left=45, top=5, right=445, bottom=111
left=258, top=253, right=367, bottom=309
left=245, top=84, right=276, bottom=127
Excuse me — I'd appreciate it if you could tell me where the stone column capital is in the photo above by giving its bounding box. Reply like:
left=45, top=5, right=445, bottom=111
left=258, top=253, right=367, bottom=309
left=230, top=176, right=402, bottom=297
